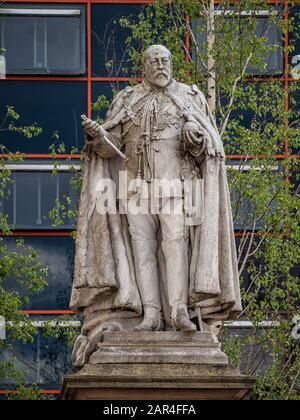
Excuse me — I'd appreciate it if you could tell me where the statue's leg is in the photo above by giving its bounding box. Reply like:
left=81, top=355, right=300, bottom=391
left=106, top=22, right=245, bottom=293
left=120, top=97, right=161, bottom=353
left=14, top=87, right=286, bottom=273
left=127, top=211, right=163, bottom=331
left=160, top=198, right=197, bottom=332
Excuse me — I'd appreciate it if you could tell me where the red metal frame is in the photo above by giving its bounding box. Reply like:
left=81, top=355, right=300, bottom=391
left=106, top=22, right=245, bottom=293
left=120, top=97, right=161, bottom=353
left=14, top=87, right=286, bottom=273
left=0, top=389, right=60, bottom=395
left=0, top=231, right=73, bottom=236
left=5, top=76, right=87, bottom=81
left=87, top=0, right=92, bottom=118
left=214, top=0, right=285, bottom=3
left=2, top=1, right=286, bottom=3
left=284, top=0, right=289, bottom=159
left=2, top=0, right=153, bottom=2
left=185, top=15, right=190, bottom=63
left=20, top=310, right=75, bottom=314
left=0, top=153, right=81, bottom=159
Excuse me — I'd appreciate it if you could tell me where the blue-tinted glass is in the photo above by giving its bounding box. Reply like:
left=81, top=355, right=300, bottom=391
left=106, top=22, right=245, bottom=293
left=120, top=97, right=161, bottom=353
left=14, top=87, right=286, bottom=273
left=91, top=4, right=142, bottom=77
left=222, top=327, right=274, bottom=376
left=222, top=82, right=286, bottom=155
left=247, top=15, right=283, bottom=76
left=3, top=236, right=74, bottom=310
left=289, top=6, right=300, bottom=79
left=228, top=160, right=279, bottom=231
left=92, top=81, right=127, bottom=121
left=0, top=5, right=86, bottom=75
left=0, top=331, right=73, bottom=388
left=289, top=82, right=300, bottom=155
left=0, top=170, right=80, bottom=229
left=0, top=81, right=87, bottom=153
left=192, top=9, right=283, bottom=76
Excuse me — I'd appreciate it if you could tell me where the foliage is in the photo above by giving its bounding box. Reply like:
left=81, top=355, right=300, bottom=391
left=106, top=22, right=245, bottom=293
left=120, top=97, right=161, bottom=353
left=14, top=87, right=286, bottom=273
left=0, top=105, right=42, bottom=141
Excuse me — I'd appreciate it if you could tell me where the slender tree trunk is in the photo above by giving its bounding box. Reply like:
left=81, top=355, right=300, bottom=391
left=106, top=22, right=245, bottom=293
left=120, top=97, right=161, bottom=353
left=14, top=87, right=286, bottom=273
left=207, top=0, right=216, bottom=113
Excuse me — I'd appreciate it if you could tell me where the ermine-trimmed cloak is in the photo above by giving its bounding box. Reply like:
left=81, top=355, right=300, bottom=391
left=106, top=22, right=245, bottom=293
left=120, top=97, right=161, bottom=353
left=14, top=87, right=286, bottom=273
left=70, top=80, right=242, bottom=367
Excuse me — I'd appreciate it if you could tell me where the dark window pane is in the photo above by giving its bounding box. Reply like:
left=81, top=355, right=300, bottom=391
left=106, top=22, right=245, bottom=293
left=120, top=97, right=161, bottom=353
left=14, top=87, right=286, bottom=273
left=91, top=4, right=142, bottom=77
left=222, top=82, right=286, bottom=155
left=192, top=10, right=283, bottom=76
left=92, top=81, right=126, bottom=121
left=1, top=17, right=35, bottom=71
left=0, top=331, right=73, bottom=388
left=0, top=170, right=80, bottom=230
left=289, top=82, right=300, bottom=155
left=0, top=81, right=87, bottom=153
left=14, top=172, right=39, bottom=227
left=247, top=16, right=283, bottom=76
left=2, top=236, right=75, bottom=310
left=289, top=6, right=300, bottom=79
left=228, top=160, right=280, bottom=231
left=0, top=5, right=86, bottom=75
left=47, top=18, right=82, bottom=73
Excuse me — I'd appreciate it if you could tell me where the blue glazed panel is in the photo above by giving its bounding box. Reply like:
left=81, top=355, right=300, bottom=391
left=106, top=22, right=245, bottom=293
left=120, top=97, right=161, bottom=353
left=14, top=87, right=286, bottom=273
left=0, top=81, right=87, bottom=154
left=2, top=236, right=75, bottom=310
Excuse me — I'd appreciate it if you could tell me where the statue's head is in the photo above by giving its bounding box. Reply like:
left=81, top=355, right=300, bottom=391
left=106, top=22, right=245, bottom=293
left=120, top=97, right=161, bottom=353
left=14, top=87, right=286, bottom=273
left=143, top=45, right=172, bottom=88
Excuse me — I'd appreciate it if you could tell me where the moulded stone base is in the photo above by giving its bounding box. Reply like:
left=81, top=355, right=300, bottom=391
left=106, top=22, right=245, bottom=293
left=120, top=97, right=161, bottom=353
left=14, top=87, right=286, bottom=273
left=61, top=363, right=255, bottom=400
left=89, top=331, right=229, bottom=366
left=61, top=332, right=255, bottom=400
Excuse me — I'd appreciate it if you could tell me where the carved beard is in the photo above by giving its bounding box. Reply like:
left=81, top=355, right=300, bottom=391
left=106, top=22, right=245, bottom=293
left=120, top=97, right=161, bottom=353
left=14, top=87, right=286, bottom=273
left=145, top=67, right=172, bottom=88
left=154, top=72, right=170, bottom=87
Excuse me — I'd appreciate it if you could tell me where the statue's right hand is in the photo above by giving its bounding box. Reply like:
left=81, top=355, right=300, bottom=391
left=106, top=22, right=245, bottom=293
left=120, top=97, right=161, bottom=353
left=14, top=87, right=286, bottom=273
left=82, top=118, right=101, bottom=139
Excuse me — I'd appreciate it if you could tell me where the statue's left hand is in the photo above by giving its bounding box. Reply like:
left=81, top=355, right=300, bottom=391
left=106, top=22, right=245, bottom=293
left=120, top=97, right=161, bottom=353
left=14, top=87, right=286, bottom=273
left=183, top=121, right=206, bottom=156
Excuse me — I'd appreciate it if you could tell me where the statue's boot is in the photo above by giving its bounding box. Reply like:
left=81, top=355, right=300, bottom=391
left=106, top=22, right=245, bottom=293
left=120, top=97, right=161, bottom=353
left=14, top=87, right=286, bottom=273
left=134, top=306, right=162, bottom=332
left=172, top=303, right=197, bottom=332
left=131, top=239, right=162, bottom=331
left=162, top=239, right=197, bottom=332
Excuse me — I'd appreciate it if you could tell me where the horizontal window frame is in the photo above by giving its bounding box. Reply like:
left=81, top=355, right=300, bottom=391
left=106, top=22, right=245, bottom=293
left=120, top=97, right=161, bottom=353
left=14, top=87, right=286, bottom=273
left=0, top=169, right=80, bottom=230
left=214, top=10, right=279, bottom=17
left=0, top=8, right=81, bottom=16
left=0, top=4, right=86, bottom=75
left=3, top=164, right=81, bottom=172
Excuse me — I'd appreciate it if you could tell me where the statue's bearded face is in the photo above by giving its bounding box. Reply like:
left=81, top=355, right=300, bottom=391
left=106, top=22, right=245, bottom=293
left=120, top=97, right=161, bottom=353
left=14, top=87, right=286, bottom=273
left=144, top=47, right=172, bottom=88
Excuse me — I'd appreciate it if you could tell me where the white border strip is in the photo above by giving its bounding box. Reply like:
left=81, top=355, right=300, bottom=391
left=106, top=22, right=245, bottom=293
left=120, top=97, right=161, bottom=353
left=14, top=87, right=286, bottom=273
left=2, top=164, right=277, bottom=172
left=0, top=9, right=81, bottom=16
left=227, top=164, right=279, bottom=171
left=3, top=164, right=81, bottom=171
left=215, top=10, right=278, bottom=17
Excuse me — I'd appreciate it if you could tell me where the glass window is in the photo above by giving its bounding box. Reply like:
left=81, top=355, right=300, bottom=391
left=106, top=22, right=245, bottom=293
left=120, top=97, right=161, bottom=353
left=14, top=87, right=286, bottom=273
left=0, top=5, right=86, bottom=75
left=289, top=6, right=300, bottom=79
left=0, top=331, right=73, bottom=388
left=246, top=13, right=283, bottom=76
left=192, top=9, right=283, bottom=76
left=0, top=167, right=80, bottom=230
left=2, top=236, right=75, bottom=310
left=91, top=4, right=142, bottom=77
left=0, top=81, right=87, bottom=153
left=227, top=160, right=279, bottom=231
left=92, top=81, right=127, bottom=121
left=289, top=82, right=300, bottom=155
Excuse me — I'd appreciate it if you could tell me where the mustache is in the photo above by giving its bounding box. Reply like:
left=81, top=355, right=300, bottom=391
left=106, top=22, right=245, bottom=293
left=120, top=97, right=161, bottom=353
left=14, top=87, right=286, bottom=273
left=154, top=71, right=170, bottom=78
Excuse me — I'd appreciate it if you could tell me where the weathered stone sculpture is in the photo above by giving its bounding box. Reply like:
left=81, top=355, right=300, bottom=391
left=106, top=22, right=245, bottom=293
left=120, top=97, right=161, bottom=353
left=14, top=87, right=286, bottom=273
left=70, top=45, right=242, bottom=369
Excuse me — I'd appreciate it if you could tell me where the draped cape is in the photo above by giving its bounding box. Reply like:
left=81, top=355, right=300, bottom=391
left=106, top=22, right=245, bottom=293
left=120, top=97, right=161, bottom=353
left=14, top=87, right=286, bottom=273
left=70, top=79, right=242, bottom=329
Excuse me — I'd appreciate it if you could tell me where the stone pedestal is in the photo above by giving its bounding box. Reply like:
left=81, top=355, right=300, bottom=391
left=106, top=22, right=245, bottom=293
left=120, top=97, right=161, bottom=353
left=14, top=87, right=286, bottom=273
left=61, top=332, right=255, bottom=400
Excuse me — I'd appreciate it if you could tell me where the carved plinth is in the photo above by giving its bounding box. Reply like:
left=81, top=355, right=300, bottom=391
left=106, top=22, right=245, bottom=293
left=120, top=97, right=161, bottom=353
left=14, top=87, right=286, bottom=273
left=61, top=332, right=255, bottom=400
left=89, top=331, right=228, bottom=365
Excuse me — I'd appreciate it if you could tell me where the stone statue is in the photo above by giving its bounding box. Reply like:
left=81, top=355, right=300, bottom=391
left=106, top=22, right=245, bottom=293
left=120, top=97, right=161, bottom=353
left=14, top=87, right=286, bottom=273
left=70, top=45, right=242, bottom=368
